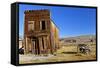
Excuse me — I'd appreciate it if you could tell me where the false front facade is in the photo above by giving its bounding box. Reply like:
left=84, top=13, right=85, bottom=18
left=24, top=9, right=59, bottom=55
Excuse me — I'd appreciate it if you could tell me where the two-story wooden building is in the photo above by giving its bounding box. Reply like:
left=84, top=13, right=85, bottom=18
left=24, top=9, right=59, bottom=55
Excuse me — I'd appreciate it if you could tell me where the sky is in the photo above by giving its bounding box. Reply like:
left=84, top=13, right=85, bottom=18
left=19, top=4, right=96, bottom=38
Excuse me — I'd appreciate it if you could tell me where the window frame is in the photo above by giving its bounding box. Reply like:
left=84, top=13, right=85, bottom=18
left=40, top=20, right=47, bottom=30
left=28, top=21, right=35, bottom=31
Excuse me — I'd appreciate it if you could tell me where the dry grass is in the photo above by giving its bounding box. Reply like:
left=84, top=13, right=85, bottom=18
left=19, top=44, right=96, bottom=64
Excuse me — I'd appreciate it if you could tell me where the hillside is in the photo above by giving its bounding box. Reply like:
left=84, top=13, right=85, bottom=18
left=59, top=35, right=96, bottom=45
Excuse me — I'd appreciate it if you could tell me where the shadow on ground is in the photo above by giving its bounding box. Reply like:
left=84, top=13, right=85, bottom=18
left=62, top=52, right=77, bottom=54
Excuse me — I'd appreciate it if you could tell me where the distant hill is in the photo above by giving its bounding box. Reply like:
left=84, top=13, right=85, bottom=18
left=59, top=35, right=96, bottom=45
left=19, top=36, right=23, bottom=40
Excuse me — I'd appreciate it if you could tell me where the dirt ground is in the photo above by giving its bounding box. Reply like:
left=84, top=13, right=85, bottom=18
left=19, top=44, right=96, bottom=64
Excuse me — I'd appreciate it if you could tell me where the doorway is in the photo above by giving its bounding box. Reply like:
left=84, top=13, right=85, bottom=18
left=31, top=37, right=40, bottom=55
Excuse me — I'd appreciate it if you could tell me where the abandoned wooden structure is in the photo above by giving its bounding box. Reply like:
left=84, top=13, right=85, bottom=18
left=77, top=44, right=90, bottom=54
left=24, top=9, right=59, bottom=55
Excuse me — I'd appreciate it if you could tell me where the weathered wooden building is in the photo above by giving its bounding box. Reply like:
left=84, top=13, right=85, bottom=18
left=24, top=9, right=59, bottom=55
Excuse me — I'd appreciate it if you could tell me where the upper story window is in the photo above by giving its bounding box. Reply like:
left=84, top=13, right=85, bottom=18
left=28, top=21, right=34, bottom=31
left=40, top=20, right=46, bottom=30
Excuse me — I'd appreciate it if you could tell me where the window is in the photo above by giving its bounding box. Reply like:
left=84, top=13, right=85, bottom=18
left=40, top=20, right=46, bottom=30
left=28, top=21, right=34, bottom=31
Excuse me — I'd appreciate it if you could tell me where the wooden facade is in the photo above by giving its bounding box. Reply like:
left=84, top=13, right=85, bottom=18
left=24, top=9, right=59, bottom=55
